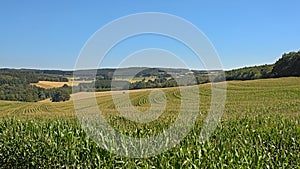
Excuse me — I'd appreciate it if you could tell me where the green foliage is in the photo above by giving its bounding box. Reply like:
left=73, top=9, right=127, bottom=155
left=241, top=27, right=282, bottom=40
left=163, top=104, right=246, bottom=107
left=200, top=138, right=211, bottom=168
left=75, top=78, right=179, bottom=91
left=50, top=85, right=71, bottom=102
left=0, top=70, right=68, bottom=83
left=225, top=64, right=273, bottom=80
left=0, top=114, right=298, bottom=168
left=272, top=50, right=300, bottom=77
left=0, top=84, right=41, bottom=102
left=130, top=78, right=179, bottom=89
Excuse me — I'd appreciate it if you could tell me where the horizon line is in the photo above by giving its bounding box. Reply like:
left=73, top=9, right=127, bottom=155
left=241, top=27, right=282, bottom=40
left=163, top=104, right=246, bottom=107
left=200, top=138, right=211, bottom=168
left=0, top=63, right=274, bottom=72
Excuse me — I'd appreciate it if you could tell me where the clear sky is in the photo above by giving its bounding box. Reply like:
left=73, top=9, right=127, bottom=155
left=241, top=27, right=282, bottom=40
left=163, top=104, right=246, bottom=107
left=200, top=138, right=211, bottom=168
left=0, top=0, right=299, bottom=70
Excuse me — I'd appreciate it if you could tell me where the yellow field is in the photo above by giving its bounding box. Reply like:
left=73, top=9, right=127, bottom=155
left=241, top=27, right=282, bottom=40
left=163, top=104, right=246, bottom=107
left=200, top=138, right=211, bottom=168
left=31, top=81, right=71, bottom=88
left=31, top=80, right=92, bottom=89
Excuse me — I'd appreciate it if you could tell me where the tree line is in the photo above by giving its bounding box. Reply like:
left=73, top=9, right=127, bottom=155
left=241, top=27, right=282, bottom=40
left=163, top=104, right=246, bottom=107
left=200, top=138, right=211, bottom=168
left=225, top=50, right=300, bottom=80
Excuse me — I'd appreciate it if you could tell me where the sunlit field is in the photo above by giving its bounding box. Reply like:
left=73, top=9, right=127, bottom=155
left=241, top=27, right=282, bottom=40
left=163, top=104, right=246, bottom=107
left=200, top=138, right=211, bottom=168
left=1, top=77, right=299, bottom=168
left=31, top=80, right=93, bottom=89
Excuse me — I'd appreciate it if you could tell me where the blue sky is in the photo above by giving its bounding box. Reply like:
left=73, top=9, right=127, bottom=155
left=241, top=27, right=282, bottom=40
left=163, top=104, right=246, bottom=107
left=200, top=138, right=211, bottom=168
left=0, top=1, right=299, bottom=70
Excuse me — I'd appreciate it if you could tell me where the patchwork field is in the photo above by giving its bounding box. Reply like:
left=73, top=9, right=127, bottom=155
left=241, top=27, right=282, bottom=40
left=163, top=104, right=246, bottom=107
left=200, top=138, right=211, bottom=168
left=0, top=77, right=299, bottom=168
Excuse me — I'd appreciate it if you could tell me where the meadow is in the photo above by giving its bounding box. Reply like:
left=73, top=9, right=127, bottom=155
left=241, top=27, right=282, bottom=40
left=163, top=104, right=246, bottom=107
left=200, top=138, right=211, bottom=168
left=0, top=77, right=299, bottom=168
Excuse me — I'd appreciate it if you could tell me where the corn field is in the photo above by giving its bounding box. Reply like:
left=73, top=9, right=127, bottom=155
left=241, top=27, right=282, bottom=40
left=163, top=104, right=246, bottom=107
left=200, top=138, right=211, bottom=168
left=0, top=77, right=300, bottom=168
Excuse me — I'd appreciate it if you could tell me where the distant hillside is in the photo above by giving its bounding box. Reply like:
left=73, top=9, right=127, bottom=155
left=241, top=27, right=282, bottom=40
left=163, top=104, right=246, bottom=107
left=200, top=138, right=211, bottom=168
left=0, top=49, right=299, bottom=102
left=225, top=50, right=300, bottom=80
left=1, top=50, right=299, bottom=81
left=0, top=68, right=73, bottom=76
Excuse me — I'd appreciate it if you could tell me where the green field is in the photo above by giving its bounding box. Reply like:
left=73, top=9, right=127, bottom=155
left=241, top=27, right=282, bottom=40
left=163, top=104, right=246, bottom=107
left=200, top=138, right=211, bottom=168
left=0, top=77, right=299, bottom=168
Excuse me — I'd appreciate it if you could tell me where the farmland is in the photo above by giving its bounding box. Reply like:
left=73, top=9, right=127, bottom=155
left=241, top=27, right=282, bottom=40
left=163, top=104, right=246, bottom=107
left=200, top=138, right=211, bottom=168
left=0, top=77, right=300, bottom=168
left=31, top=81, right=72, bottom=89
left=31, top=80, right=93, bottom=89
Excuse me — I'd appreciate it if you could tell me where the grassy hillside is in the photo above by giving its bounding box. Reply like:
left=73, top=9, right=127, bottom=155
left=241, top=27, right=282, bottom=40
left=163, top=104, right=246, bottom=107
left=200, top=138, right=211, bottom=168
left=0, top=77, right=299, bottom=168
left=1, top=77, right=299, bottom=119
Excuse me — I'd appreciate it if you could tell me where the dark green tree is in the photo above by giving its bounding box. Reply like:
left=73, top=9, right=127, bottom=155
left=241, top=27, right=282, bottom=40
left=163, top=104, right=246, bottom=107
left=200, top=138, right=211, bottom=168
left=272, top=51, right=300, bottom=77
left=51, top=90, right=70, bottom=102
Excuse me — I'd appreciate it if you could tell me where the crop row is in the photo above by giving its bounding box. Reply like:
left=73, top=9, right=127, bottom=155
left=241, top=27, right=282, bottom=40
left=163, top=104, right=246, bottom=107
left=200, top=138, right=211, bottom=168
left=0, top=114, right=299, bottom=168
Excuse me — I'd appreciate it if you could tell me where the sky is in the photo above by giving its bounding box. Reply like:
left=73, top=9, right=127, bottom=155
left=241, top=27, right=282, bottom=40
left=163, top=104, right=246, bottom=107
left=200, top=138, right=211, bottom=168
left=0, top=0, right=299, bottom=70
